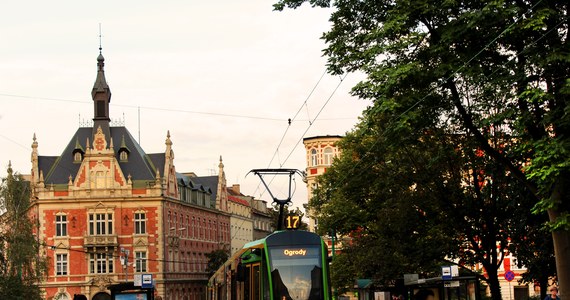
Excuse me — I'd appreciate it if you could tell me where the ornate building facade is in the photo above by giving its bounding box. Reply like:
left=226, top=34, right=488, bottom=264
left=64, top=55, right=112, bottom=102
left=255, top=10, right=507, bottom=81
left=302, top=135, right=342, bottom=233
left=224, top=184, right=273, bottom=254
left=29, top=51, right=231, bottom=300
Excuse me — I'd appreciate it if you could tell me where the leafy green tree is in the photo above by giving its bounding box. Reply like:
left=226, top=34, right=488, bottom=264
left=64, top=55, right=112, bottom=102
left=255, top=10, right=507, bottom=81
left=276, top=0, right=569, bottom=297
left=311, top=119, right=537, bottom=299
left=0, top=163, right=46, bottom=299
left=206, top=249, right=230, bottom=278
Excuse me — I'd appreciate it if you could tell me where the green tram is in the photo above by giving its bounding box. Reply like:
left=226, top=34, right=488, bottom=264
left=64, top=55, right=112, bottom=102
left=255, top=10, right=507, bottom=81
left=207, top=230, right=332, bottom=300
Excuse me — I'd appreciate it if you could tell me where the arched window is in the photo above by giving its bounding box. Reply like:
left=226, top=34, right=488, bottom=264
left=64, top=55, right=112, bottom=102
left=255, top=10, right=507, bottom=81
left=119, top=150, right=128, bottom=162
left=74, top=152, right=83, bottom=163
left=323, top=147, right=333, bottom=165
left=310, top=149, right=318, bottom=166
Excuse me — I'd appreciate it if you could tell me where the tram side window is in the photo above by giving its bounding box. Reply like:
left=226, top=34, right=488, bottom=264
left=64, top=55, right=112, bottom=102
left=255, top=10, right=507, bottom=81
left=252, top=264, right=260, bottom=300
left=263, top=259, right=270, bottom=300
left=243, top=265, right=250, bottom=300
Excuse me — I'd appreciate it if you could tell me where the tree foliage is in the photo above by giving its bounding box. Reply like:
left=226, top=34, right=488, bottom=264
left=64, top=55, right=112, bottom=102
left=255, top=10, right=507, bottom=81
left=276, top=0, right=569, bottom=297
left=206, top=249, right=230, bottom=278
left=0, top=164, right=46, bottom=299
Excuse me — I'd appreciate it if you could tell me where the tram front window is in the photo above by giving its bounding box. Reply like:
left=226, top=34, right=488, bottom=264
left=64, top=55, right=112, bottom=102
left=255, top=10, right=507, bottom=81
left=269, top=246, right=323, bottom=300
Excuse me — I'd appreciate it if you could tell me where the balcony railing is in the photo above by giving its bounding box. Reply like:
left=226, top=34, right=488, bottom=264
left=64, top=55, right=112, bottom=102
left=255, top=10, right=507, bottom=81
left=84, top=235, right=118, bottom=247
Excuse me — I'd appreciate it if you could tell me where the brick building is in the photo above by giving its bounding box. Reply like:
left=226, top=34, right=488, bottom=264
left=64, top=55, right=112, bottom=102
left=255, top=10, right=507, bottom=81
left=29, top=51, right=231, bottom=300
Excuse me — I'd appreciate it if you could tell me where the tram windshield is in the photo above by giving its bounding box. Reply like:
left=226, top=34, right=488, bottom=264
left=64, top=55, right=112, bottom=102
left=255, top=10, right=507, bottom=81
left=269, top=246, right=323, bottom=300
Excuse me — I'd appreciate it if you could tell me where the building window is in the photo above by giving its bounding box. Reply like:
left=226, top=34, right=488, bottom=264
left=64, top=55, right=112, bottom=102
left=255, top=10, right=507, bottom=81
left=134, top=213, right=146, bottom=234
left=55, top=293, right=70, bottom=300
left=119, top=150, right=128, bottom=162
left=89, top=252, right=114, bottom=274
left=74, top=152, right=82, bottom=163
left=56, top=214, right=67, bottom=237
left=56, top=253, right=68, bottom=275
left=135, top=251, right=147, bottom=273
left=208, top=220, right=212, bottom=240
left=89, top=213, right=113, bottom=235
left=323, top=147, right=333, bottom=165
left=168, top=211, right=172, bottom=231
left=310, top=149, right=318, bottom=166
left=185, top=216, right=189, bottom=237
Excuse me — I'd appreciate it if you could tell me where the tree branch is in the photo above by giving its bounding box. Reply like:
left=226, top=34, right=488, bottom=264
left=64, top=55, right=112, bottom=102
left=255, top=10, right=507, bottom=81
left=445, top=77, right=539, bottom=198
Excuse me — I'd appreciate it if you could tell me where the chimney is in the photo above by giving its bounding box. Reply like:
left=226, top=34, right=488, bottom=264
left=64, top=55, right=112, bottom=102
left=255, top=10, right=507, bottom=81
left=231, top=184, right=240, bottom=194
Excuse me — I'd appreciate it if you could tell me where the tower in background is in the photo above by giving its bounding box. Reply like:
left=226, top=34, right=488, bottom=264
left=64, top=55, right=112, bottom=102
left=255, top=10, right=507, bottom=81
left=302, top=135, right=342, bottom=233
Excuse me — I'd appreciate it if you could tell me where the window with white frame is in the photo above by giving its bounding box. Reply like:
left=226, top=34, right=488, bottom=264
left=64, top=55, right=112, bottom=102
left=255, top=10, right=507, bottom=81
left=56, top=214, right=67, bottom=237
left=310, top=149, right=318, bottom=166
left=56, top=253, right=68, bottom=275
left=88, top=213, right=113, bottom=235
left=135, top=251, right=147, bottom=273
left=323, top=147, right=333, bottom=165
left=89, top=252, right=114, bottom=274
left=134, top=212, right=146, bottom=234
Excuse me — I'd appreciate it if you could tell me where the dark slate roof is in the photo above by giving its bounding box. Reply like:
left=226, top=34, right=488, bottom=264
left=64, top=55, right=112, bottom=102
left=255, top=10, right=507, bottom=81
left=191, top=175, right=219, bottom=200
left=176, top=173, right=213, bottom=194
left=147, top=153, right=165, bottom=176
left=39, top=126, right=162, bottom=185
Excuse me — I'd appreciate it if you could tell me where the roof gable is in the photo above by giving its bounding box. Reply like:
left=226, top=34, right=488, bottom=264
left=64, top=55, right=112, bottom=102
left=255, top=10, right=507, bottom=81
left=40, top=127, right=159, bottom=185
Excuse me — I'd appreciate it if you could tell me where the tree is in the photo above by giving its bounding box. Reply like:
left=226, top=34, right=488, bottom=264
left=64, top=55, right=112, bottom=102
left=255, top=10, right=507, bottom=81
left=0, top=163, right=46, bottom=299
left=275, top=0, right=569, bottom=297
left=310, top=120, right=539, bottom=299
left=206, top=249, right=230, bottom=278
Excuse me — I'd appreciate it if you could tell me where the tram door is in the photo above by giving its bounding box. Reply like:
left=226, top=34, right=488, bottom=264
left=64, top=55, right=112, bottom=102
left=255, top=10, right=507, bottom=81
left=243, top=263, right=261, bottom=300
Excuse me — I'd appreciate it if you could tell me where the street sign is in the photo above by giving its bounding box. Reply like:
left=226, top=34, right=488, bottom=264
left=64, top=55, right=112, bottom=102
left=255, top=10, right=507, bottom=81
left=444, top=281, right=460, bottom=288
left=451, top=265, right=459, bottom=277
left=504, top=270, right=515, bottom=282
left=142, top=274, right=153, bottom=288
left=442, top=266, right=452, bottom=280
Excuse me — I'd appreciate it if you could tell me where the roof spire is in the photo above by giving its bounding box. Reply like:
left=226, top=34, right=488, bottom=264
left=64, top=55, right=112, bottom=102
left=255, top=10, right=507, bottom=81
left=92, top=25, right=111, bottom=140
left=98, top=23, right=103, bottom=54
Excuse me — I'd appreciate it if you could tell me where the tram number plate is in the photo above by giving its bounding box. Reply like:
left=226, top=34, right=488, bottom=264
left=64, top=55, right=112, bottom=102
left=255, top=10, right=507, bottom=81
left=285, top=215, right=301, bottom=229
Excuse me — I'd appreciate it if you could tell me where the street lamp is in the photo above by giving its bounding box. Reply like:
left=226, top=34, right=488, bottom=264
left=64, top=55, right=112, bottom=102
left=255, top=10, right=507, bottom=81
left=120, top=247, right=130, bottom=282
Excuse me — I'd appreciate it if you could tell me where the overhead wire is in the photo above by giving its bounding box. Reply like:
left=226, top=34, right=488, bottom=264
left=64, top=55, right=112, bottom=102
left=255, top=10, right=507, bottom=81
left=265, top=69, right=328, bottom=169
left=0, top=93, right=284, bottom=122
left=254, top=72, right=348, bottom=201
left=46, top=243, right=210, bottom=267
left=252, top=69, right=329, bottom=198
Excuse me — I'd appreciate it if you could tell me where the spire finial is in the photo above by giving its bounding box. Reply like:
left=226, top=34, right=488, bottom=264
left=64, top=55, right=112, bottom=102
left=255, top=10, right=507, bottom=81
left=98, top=23, right=103, bottom=54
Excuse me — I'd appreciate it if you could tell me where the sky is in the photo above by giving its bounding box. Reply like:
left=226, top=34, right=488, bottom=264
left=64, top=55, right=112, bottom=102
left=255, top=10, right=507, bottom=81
left=0, top=1, right=370, bottom=210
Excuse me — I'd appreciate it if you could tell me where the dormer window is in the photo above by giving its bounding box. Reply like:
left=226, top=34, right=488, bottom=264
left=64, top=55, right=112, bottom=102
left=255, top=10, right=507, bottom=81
left=119, top=150, right=128, bottom=162
left=72, top=137, right=84, bottom=163
left=118, top=135, right=130, bottom=162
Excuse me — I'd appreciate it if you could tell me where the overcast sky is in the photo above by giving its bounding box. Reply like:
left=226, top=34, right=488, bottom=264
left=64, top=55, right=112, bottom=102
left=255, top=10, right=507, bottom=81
left=0, top=1, right=369, bottom=210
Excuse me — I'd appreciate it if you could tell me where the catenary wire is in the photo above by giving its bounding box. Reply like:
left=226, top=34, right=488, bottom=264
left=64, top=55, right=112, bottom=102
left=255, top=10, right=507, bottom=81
left=253, top=69, right=329, bottom=198
left=254, top=73, right=349, bottom=200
